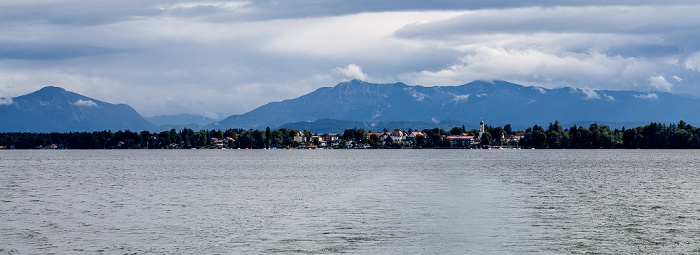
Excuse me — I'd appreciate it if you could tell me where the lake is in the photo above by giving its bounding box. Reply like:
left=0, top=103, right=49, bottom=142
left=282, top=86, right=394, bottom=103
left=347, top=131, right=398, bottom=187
left=1, top=149, right=699, bottom=254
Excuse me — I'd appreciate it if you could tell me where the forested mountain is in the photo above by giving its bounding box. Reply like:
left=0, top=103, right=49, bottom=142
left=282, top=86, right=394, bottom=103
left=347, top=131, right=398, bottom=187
left=0, top=86, right=154, bottom=132
left=210, top=80, right=700, bottom=130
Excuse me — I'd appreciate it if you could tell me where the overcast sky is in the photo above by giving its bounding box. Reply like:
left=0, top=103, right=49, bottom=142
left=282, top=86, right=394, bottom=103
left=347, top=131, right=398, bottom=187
left=2, top=0, right=700, bottom=118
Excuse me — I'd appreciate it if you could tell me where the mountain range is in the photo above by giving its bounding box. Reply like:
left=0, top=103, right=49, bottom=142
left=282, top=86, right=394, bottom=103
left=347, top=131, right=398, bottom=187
left=209, top=79, right=700, bottom=131
left=3, top=80, right=700, bottom=133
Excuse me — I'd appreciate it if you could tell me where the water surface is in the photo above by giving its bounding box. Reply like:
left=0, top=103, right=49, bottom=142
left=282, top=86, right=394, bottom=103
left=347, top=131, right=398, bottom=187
left=1, top=150, right=699, bottom=254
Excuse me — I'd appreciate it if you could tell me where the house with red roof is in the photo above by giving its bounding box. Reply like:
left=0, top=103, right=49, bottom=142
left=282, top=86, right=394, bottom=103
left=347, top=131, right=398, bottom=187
left=367, top=132, right=390, bottom=142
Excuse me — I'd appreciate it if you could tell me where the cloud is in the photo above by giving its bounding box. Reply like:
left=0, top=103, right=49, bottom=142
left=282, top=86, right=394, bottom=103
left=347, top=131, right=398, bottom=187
left=73, top=99, right=98, bottom=107
left=634, top=93, right=659, bottom=99
left=1, top=1, right=700, bottom=118
left=0, top=97, right=12, bottom=105
left=395, top=5, right=700, bottom=38
left=648, top=76, right=672, bottom=92
left=579, top=88, right=600, bottom=100
left=394, top=5, right=700, bottom=96
left=263, top=11, right=465, bottom=58
left=157, top=1, right=251, bottom=11
left=684, top=52, right=700, bottom=72
left=400, top=47, right=658, bottom=90
left=404, top=87, right=426, bottom=101
left=451, top=94, right=470, bottom=102
left=575, top=89, right=612, bottom=101
left=333, top=64, right=368, bottom=81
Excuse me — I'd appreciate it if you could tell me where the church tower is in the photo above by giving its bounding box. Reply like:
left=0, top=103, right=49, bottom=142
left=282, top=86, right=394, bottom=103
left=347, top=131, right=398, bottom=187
left=478, top=118, right=485, bottom=140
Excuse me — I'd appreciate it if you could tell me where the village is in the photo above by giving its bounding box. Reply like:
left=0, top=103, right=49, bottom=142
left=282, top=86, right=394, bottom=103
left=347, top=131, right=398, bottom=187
left=0, top=120, right=525, bottom=150
left=255, top=120, right=525, bottom=150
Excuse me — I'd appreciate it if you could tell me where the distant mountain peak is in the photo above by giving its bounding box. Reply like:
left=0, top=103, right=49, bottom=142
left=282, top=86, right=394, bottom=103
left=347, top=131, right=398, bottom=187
left=335, top=79, right=370, bottom=88
left=0, top=86, right=155, bottom=132
left=37, top=86, right=66, bottom=92
left=335, top=79, right=408, bottom=87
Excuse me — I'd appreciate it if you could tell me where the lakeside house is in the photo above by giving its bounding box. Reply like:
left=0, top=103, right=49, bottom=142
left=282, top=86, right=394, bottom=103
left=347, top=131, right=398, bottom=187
left=213, top=137, right=235, bottom=148
left=354, top=143, right=371, bottom=149
left=505, top=132, right=525, bottom=142
left=365, top=131, right=426, bottom=145
left=293, top=131, right=305, bottom=143
left=407, top=132, right=423, bottom=139
left=367, top=132, right=390, bottom=142
left=389, top=130, right=406, bottom=143
left=447, top=134, right=475, bottom=148
left=323, top=134, right=340, bottom=147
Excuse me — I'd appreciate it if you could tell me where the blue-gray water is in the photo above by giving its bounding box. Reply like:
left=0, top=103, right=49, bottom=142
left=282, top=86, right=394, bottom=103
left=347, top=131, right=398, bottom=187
left=1, top=150, right=699, bottom=254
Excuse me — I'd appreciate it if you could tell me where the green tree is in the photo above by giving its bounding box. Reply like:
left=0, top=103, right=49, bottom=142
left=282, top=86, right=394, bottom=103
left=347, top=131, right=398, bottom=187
left=252, top=129, right=266, bottom=148
left=504, top=124, right=513, bottom=135
left=480, top=132, right=492, bottom=146
left=265, top=127, right=272, bottom=148
left=490, top=127, right=504, bottom=142
left=343, top=129, right=355, bottom=141
left=415, top=134, right=425, bottom=147
left=369, top=134, right=381, bottom=147
left=303, top=130, right=312, bottom=143
left=354, top=129, right=366, bottom=143
left=270, top=130, right=284, bottom=148
left=450, top=126, right=464, bottom=136
left=531, top=130, right=547, bottom=148
left=570, top=126, right=593, bottom=149
left=239, top=131, right=255, bottom=149
left=546, top=130, right=563, bottom=149
left=670, top=128, right=692, bottom=148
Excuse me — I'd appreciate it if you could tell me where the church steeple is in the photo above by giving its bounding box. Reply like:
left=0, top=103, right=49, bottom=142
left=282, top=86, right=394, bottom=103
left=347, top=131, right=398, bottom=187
left=478, top=118, right=485, bottom=140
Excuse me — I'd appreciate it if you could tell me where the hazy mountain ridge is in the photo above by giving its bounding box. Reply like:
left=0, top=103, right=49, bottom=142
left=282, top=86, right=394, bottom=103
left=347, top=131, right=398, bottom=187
left=210, top=79, right=700, bottom=130
left=146, top=113, right=218, bottom=126
left=279, top=119, right=472, bottom=134
left=146, top=113, right=219, bottom=131
left=0, top=86, right=154, bottom=132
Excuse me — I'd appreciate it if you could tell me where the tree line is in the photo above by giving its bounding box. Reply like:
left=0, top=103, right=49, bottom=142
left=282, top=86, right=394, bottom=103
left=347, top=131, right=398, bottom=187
left=0, top=127, right=303, bottom=149
left=519, top=120, right=700, bottom=149
left=1, top=120, right=699, bottom=149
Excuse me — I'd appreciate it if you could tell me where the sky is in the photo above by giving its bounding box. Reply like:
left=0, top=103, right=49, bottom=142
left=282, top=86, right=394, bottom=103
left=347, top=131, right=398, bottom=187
left=1, top=0, right=700, bottom=118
